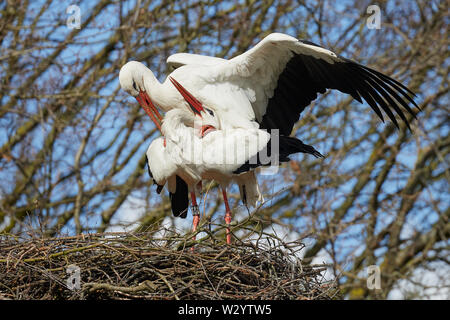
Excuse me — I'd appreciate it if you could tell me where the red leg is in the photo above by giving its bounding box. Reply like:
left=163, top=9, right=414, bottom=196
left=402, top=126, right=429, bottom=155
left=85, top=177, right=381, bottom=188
left=221, top=187, right=232, bottom=244
left=191, top=192, right=200, bottom=249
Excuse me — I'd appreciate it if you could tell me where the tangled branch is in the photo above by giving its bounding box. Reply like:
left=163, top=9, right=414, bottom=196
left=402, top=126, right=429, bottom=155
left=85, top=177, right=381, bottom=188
left=0, top=232, right=339, bottom=300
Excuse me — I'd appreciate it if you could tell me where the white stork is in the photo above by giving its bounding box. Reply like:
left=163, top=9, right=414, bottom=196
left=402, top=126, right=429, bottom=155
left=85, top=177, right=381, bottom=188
left=119, top=32, right=419, bottom=242
left=145, top=103, right=322, bottom=244
left=119, top=32, right=419, bottom=137
left=138, top=76, right=266, bottom=243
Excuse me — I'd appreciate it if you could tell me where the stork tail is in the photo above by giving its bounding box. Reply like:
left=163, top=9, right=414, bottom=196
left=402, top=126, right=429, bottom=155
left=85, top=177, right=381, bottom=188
left=236, top=172, right=263, bottom=208
left=233, top=135, right=323, bottom=174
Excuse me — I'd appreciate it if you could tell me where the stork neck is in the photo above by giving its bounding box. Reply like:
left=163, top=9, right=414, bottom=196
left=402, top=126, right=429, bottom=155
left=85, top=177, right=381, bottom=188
left=162, top=110, right=195, bottom=140
left=142, top=69, right=169, bottom=111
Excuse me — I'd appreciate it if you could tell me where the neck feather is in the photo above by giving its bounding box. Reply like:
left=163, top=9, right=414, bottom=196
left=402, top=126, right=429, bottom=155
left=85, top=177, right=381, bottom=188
left=162, top=110, right=195, bottom=139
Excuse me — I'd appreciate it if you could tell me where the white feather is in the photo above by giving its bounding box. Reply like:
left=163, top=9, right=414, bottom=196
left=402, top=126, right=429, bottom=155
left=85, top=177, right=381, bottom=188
left=120, top=33, right=341, bottom=129
left=147, top=108, right=267, bottom=207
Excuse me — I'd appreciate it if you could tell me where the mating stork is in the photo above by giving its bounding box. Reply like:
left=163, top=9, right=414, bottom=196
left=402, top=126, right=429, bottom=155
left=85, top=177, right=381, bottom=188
left=146, top=103, right=321, bottom=243
left=119, top=32, right=419, bottom=241
left=119, top=32, right=418, bottom=136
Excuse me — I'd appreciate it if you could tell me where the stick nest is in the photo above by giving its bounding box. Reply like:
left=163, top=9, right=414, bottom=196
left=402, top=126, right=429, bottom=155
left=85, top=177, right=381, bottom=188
left=0, top=231, right=339, bottom=300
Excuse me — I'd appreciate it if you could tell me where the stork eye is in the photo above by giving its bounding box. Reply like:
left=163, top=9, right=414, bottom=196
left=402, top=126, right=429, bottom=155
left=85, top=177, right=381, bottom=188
left=205, top=108, right=214, bottom=116
left=132, top=80, right=138, bottom=91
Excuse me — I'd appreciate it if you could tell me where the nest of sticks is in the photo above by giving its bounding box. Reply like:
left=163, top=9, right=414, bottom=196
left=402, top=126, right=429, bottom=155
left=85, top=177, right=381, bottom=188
left=0, top=231, right=339, bottom=300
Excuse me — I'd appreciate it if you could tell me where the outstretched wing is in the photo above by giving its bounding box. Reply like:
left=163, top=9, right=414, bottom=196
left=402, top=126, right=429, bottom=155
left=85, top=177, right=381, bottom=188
left=211, top=33, right=419, bottom=135
left=167, top=53, right=227, bottom=71
left=146, top=138, right=188, bottom=218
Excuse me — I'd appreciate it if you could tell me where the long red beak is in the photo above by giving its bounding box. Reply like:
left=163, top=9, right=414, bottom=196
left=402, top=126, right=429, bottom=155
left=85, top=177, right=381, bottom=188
left=136, top=91, right=163, bottom=132
left=169, top=77, right=204, bottom=116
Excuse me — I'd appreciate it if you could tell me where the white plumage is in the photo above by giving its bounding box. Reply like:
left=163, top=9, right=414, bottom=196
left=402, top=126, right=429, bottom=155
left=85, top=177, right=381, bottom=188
left=120, top=32, right=419, bottom=243
left=120, top=32, right=417, bottom=135
left=145, top=106, right=272, bottom=243
left=146, top=107, right=268, bottom=208
left=167, top=53, right=227, bottom=70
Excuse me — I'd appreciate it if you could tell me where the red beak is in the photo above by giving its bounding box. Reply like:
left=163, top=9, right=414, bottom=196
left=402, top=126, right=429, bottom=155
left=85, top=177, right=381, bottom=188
left=135, top=91, right=163, bottom=132
left=136, top=91, right=163, bottom=121
left=169, top=76, right=204, bottom=116
left=135, top=93, right=145, bottom=108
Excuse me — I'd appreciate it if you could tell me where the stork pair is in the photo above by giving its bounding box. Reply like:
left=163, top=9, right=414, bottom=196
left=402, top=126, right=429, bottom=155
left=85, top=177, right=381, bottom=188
left=119, top=33, right=419, bottom=244
left=141, top=82, right=247, bottom=244
left=124, top=70, right=320, bottom=244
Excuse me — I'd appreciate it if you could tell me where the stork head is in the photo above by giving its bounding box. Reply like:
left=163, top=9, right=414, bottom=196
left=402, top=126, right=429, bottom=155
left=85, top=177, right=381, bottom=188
left=194, top=106, right=219, bottom=137
left=119, top=61, right=148, bottom=97
left=163, top=107, right=219, bottom=139
left=169, top=76, right=218, bottom=137
left=119, top=61, right=156, bottom=111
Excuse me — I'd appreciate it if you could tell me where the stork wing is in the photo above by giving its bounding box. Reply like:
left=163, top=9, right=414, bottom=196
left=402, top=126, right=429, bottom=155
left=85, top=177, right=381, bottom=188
left=167, top=53, right=227, bottom=70
left=198, top=128, right=321, bottom=175
left=211, top=33, right=419, bottom=135
left=146, top=138, right=188, bottom=218
left=199, top=128, right=270, bottom=174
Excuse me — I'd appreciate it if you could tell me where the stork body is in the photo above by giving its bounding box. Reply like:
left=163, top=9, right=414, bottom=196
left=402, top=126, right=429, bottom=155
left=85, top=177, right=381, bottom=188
left=120, top=32, right=419, bottom=244
left=146, top=107, right=322, bottom=243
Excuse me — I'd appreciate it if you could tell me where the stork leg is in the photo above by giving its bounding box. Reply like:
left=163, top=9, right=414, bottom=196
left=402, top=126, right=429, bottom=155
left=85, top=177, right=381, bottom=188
left=221, top=187, right=232, bottom=244
left=190, top=191, right=200, bottom=245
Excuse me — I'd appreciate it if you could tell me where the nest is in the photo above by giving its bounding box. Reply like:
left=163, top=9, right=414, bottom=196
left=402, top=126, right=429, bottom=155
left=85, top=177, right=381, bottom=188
left=0, top=231, right=339, bottom=300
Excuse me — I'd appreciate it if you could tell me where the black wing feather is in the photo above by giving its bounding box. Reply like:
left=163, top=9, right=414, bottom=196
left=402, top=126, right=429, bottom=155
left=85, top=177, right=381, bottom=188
left=259, top=41, right=419, bottom=135
left=234, top=134, right=323, bottom=174
left=169, top=175, right=188, bottom=218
